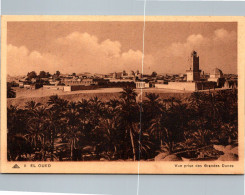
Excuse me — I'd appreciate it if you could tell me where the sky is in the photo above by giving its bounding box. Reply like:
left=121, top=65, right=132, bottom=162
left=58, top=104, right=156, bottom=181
left=7, top=21, right=237, bottom=76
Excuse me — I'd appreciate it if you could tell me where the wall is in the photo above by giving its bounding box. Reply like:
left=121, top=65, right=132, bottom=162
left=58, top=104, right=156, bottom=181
left=196, top=81, right=217, bottom=90
left=136, top=82, right=146, bottom=88
left=64, top=85, right=100, bottom=91
left=155, top=82, right=196, bottom=91
left=64, top=86, right=71, bottom=92
left=155, top=81, right=219, bottom=91
left=186, top=71, right=193, bottom=81
left=109, top=79, right=134, bottom=83
left=43, top=85, right=64, bottom=90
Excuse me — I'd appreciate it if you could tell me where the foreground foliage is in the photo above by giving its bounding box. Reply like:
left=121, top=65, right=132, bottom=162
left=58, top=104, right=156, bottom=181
left=7, top=88, right=238, bottom=161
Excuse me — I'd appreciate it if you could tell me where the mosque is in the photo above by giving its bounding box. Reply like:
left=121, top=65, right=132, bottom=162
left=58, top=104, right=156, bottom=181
left=154, top=51, right=225, bottom=91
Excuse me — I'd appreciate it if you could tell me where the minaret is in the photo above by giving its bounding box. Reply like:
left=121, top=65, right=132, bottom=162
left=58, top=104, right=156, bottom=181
left=186, top=51, right=201, bottom=81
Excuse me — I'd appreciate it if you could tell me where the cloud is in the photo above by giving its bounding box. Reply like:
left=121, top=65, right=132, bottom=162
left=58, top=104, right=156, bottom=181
left=7, top=44, right=62, bottom=76
left=7, top=29, right=236, bottom=76
left=7, top=31, right=155, bottom=76
left=214, top=28, right=236, bottom=41
left=154, top=28, right=237, bottom=74
left=53, top=31, right=154, bottom=74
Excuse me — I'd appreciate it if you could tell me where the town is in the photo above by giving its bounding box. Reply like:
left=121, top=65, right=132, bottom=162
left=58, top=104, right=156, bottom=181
left=6, top=50, right=239, bottom=163
left=7, top=51, right=237, bottom=97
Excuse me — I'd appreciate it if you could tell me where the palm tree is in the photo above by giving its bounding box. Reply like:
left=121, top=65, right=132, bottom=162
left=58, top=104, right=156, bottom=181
left=148, top=97, right=189, bottom=154
left=88, top=96, right=110, bottom=159
left=7, top=105, right=32, bottom=160
left=143, top=93, right=162, bottom=125
left=118, top=87, right=139, bottom=161
left=25, top=121, right=45, bottom=151
left=25, top=106, right=50, bottom=160
left=147, top=110, right=178, bottom=154
left=46, top=95, right=68, bottom=161
left=7, top=85, right=16, bottom=98
left=44, top=110, right=58, bottom=161
left=6, top=86, right=238, bottom=161
left=7, top=105, right=25, bottom=135
left=162, top=97, right=181, bottom=110
left=141, top=93, right=163, bottom=152
left=93, top=118, right=118, bottom=160
left=64, top=101, right=83, bottom=160
left=47, top=95, right=68, bottom=112
left=120, top=87, right=137, bottom=103
left=89, top=96, right=104, bottom=124
left=25, top=101, right=42, bottom=111
left=77, top=99, right=90, bottom=126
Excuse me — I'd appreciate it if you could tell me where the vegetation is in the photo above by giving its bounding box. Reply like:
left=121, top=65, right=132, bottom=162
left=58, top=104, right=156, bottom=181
left=7, top=84, right=16, bottom=98
left=7, top=88, right=238, bottom=161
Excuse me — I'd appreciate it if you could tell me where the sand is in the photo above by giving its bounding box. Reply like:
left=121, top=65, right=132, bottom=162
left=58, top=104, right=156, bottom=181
left=8, top=87, right=192, bottom=108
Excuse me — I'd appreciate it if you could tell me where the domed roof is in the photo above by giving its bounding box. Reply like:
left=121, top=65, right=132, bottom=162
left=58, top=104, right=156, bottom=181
left=212, top=68, right=223, bottom=76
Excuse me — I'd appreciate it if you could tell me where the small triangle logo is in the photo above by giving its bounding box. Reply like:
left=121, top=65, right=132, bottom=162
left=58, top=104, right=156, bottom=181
left=12, top=164, right=20, bottom=168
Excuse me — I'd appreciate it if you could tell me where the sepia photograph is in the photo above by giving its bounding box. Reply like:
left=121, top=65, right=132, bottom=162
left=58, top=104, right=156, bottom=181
left=1, top=16, right=244, bottom=174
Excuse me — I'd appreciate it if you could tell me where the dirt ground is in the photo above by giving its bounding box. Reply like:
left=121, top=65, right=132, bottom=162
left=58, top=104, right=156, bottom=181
left=13, top=87, right=124, bottom=98
left=8, top=87, right=192, bottom=108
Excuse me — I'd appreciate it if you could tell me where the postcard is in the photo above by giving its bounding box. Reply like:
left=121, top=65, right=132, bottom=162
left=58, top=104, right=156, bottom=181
left=1, top=16, right=244, bottom=174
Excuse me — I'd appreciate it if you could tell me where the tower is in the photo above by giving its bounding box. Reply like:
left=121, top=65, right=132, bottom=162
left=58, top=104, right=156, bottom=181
left=186, top=51, right=201, bottom=81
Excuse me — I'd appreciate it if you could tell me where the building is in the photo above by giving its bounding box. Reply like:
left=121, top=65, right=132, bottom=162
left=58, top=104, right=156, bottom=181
left=154, top=51, right=219, bottom=91
left=208, top=68, right=223, bottom=82
left=186, top=51, right=201, bottom=82
left=155, top=81, right=217, bottom=91
left=112, top=72, right=123, bottom=79
left=64, top=78, right=97, bottom=86
left=18, top=82, right=24, bottom=88
left=208, top=68, right=226, bottom=87
left=63, top=85, right=98, bottom=92
left=94, top=73, right=106, bottom=78
left=43, top=85, right=64, bottom=90
left=23, top=83, right=42, bottom=89
left=128, top=71, right=135, bottom=77
left=49, top=81, right=60, bottom=86
left=224, top=79, right=237, bottom=89
left=135, top=81, right=150, bottom=89
left=135, top=70, right=142, bottom=79
left=155, top=82, right=196, bottom=91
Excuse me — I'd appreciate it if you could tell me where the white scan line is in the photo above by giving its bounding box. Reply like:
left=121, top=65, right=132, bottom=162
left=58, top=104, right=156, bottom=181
left=137, top=0, right=147, bottom=195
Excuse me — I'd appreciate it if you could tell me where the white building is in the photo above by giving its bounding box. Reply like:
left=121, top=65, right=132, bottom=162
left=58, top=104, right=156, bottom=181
left=136, top=81, right=150, bottom=89
left=208, top=68, right=223, bottom=82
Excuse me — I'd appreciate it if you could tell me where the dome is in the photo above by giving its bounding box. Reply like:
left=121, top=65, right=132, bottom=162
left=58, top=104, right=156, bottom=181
left=211, top=68, right=223, bottom=78
left=213, top=68, right=223, bottom=75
